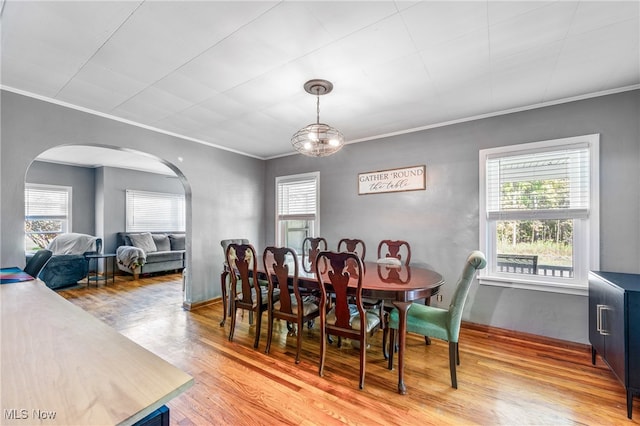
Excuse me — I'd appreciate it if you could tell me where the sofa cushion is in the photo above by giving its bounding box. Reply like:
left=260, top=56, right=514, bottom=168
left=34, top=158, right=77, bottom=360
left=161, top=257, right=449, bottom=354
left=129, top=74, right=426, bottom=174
left=152, top=234, right=171, bottom=252
left=129, top=232, right=157, bottom=253
left=146, top=250, right=184, bottom=263
left=169, top=234, right=185, bottom=250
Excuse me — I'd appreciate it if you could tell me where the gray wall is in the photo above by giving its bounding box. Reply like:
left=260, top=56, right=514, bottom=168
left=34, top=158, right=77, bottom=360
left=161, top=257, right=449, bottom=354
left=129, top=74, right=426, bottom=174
left=97, top=166, right=184, bottom=253
left=3, top=88, right=638, bottom=343
left=25, top=161, right=96, bottom=236
left=1, top=90, right=265, bottom=306
left=264, top=90, right=640, bottom=344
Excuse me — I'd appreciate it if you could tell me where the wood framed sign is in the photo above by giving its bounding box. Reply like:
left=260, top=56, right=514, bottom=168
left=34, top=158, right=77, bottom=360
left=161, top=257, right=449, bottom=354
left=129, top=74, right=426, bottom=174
left=358, top=165, right=426, bottom=195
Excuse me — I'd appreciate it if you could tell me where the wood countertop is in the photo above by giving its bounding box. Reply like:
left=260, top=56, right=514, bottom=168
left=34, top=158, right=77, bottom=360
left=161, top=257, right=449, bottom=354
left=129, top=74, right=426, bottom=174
left=1, top=280, right=193, bottom=425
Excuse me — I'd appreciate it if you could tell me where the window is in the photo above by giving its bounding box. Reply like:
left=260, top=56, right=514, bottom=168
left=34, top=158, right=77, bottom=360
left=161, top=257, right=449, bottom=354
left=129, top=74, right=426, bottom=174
left=25, top=184, right=72, bottom=250
left=276, top=172, right=320, bottom=255
left=126, top=190, right=185, bottom=232
left=479, top=134, right=599, bottom=295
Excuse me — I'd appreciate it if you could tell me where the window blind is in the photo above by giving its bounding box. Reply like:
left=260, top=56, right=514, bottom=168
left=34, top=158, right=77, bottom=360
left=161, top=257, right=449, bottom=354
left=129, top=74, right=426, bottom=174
left=277, top=177, right=318, bottom=221
left=486, top=143, right=590, bottom=220
left=126, top=190, right=185, bottom=232
left=25, top=186, right=70, bottom=219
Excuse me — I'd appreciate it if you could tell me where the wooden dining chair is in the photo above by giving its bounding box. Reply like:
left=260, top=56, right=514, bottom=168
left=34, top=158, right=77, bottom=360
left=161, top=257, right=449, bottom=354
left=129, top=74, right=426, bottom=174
left=316, top=250, right=381, bottom=389
left=219, top=238, right=249, bottom=326
left=337, top=238, right=366, bottom=261
left=377, top=240, right=411, bottom=265
left=387, top=251, right=486, bottom=388
left=263, top=246, right=320, bottom=363
left=376, top=240, right=411, bottom=358
left=226, top=243, right=277, bottom=349
left=301, top=237, right=328, bottom=273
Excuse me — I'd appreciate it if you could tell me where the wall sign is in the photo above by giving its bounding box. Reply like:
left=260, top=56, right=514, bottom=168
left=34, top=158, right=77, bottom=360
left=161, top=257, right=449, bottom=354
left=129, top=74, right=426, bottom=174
left=358, top=165, right=426, bottom=195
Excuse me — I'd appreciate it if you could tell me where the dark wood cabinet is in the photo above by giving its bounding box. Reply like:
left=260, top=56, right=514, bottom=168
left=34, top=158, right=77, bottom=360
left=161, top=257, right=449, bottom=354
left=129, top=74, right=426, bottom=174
left=589, top=271, right=640, bottom=419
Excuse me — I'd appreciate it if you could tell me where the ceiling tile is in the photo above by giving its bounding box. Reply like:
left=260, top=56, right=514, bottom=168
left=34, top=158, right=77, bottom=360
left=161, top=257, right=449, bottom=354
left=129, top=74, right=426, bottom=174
left=400, top=1, right=488, bottom=50
left=489, top=2, right=577, bottom=59
left=568, top=1, right=640, bottom=36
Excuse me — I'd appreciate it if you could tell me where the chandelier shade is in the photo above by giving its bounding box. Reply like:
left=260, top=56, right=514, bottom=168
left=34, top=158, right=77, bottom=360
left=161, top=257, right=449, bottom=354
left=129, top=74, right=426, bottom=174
left=291, top=79, right=344, bottom=157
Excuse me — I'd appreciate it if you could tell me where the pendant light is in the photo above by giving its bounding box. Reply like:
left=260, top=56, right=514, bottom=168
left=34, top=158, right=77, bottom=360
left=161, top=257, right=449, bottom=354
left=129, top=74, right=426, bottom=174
left=291, top=79, right=344, bottom=157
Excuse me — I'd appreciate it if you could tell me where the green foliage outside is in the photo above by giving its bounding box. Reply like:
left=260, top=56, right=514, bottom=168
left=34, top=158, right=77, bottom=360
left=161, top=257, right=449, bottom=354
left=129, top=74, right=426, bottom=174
left=497, top=178, right=573, bottom=268
left=25, top=219, right=61, bottom=251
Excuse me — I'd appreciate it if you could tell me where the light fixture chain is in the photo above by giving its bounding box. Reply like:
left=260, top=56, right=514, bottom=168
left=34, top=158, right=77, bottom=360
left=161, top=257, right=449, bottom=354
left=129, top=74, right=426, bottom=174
left=316, top=95, right=320, bottom=124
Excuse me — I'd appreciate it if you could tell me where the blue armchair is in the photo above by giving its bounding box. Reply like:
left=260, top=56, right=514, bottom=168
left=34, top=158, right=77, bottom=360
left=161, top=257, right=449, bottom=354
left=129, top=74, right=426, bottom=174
left=32, top=233, right=102, bottom=290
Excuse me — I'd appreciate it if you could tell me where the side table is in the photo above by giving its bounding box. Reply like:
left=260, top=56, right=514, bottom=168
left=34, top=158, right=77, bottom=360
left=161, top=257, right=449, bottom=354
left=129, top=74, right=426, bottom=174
left=86, top=253, right=116, bottom=286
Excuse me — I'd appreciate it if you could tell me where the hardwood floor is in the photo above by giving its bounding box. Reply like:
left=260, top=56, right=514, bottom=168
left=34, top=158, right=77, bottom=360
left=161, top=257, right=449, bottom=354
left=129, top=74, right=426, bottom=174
left=58, top=274, right=638, bottom=425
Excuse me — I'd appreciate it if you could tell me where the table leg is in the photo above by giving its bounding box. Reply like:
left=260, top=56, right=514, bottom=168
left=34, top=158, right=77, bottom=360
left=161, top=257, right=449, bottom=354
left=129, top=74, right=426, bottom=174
left=393, top=300, right=411, bottom=395
left=220, top=270, right=228, bottom=327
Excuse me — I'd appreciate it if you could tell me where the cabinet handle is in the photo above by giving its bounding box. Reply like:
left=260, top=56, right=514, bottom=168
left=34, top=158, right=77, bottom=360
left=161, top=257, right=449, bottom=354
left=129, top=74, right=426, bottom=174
left=597, top=304, right=611, bottom=336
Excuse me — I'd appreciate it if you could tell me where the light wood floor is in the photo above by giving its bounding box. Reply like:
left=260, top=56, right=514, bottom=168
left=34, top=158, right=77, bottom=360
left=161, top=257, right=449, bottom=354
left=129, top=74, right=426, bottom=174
left=58, top=274, right=638, bottom=425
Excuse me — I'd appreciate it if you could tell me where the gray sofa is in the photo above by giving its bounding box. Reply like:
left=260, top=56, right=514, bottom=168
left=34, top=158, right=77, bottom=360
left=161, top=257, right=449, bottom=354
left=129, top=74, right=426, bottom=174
left=116, top=232, right=185, bottom=278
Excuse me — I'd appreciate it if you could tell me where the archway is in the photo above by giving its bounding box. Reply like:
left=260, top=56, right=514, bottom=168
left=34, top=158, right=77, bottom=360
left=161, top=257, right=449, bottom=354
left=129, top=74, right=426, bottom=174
left=25, top=144, right=192, bottom=303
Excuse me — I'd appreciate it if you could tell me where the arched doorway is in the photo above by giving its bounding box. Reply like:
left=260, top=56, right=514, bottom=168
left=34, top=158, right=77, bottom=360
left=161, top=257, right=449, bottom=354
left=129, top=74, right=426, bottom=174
left=25, top=144, right=192, bottom=302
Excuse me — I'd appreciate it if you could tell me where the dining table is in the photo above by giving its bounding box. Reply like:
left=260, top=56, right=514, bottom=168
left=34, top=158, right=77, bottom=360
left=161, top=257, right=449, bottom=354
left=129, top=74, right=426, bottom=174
left=220, top=255, right=445, bottom=395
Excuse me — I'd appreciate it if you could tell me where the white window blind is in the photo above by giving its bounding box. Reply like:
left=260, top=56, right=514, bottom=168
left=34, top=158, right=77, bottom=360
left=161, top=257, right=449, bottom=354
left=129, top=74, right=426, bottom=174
left=277, top=177, right=318, bottom=221
left=25, top=185, right=70, bottom=220
left=486, top=143, right=590, bottom=220
left=126, top=190, right=185, bottom=232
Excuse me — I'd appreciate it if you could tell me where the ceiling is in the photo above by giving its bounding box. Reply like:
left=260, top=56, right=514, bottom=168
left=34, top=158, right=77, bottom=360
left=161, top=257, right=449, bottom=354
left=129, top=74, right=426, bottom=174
left=2, top=1, right=639, bottom=168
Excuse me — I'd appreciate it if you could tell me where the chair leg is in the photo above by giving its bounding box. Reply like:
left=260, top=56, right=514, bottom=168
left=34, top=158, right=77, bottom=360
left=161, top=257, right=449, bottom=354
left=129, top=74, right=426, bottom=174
left=387, top=328, right=395, bottom=370
left=265, top=308, right=273, bottom=354
left=319, top=325, right=326, bottom=377
left=228, top=302, right=237, bottom=342
left=253, top=309, right=261, bottom=349
left=359, top=336, right=366, bottom=390
left=456, top=342, right=460, bottom=365
left=382, top=326, right=389, bottom=360
left=295, top=319, right=303, bottom=364
left=220, top=272, right=228, bottom=327
left=424, top=297, right=432, bottom=345
left=449, top=341, right=458, bottom=389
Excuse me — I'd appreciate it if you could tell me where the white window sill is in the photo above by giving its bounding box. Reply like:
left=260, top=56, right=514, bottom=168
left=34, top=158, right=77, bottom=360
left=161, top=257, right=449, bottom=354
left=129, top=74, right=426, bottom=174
left=479, top=275, right=588, bottom=296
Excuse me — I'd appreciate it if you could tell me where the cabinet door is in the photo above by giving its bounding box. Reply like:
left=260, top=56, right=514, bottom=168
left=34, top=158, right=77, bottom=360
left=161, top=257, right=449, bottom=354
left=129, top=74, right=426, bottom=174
left=628, top=292, right=640, bottom=389
left=604, top=286, right=625, bottom=385
left=589, top=276, right=607, bottom=358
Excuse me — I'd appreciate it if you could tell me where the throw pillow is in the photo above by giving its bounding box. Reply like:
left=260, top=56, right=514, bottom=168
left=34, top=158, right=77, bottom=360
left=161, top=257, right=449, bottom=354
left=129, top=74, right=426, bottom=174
left=152, top=234, right=171, bottom=252
left=129, top=232, right=157, bottom=253
left=168, top=234, right=185, bottom=251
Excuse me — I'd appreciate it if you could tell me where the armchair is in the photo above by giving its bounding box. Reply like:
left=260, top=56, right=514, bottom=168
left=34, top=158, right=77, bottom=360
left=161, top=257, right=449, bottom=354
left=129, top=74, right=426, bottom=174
left=387, top=251, right=486, bottom=388
left=36, top=233, right=102, bottom=290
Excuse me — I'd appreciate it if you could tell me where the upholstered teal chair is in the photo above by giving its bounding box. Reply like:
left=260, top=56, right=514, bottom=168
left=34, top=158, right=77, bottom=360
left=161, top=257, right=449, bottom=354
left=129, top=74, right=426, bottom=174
left=387, top=251, right=486, bottom=388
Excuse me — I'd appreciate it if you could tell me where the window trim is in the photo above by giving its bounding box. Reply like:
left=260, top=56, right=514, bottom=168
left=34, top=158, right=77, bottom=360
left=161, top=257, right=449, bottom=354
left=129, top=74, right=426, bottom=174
left=478, top=134, right=600, bottom=296
left=275, top=171, right=320, bottom=247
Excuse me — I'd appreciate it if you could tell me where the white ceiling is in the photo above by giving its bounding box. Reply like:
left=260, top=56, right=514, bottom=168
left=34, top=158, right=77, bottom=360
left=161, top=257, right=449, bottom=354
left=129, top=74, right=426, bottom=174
left=2, top=1, right=639, bottom=169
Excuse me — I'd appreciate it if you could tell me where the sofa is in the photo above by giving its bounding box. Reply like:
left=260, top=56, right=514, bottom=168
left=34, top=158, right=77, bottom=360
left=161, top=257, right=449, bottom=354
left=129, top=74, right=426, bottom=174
left=27, top=233, right=102, bottom=290
left=116, top=232, right=185, bottom=279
